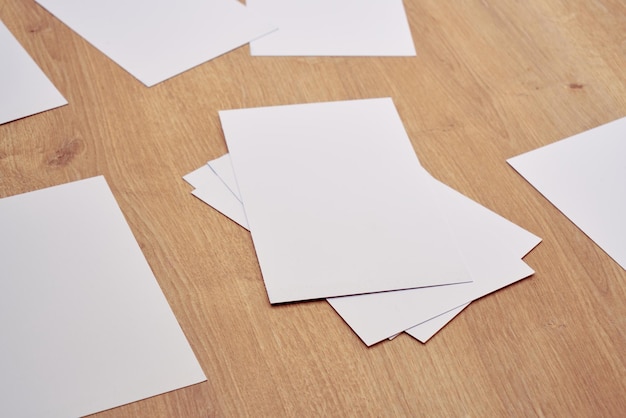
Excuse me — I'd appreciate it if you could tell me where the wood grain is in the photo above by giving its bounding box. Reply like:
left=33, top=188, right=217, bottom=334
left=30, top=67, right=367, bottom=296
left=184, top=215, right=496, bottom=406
left=1, top=1, right=625, bottom=416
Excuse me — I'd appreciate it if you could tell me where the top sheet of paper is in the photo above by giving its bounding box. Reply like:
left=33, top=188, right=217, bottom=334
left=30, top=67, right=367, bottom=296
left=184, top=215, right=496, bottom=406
left=0, top=19, right=67, bottom=125
left=219, top=98, right=471, bottom=303
left=35, top=0, right=276, bottom=86
left=248, top=0, right=416, bottom=56
left=0, top=176, right=206, bottom=417
left=508, top=117, right=626, bottom=270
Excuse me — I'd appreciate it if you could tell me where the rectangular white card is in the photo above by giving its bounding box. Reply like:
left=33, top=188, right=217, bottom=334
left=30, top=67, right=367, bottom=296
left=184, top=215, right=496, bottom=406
left=0, top=19, right=66, bottom=125
left=508, top=117, right=626, bottom=270
left=219, top=98, right=471, bottom=303
left=35, top=0, right=276, bottom=86
left=249, top=0, right=416, bottom=56
left=0, top=176, right=206, bottom=417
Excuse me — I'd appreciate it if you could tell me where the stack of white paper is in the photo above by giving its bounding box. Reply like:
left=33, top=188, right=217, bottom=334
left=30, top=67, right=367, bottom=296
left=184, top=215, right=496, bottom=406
left=508, top=117, right=626, bottom=270
left=184, top=98, right=541, bottom=345
left=0, top=176, right=206, bottom=417
left=0, top=19, right=67, bottom=125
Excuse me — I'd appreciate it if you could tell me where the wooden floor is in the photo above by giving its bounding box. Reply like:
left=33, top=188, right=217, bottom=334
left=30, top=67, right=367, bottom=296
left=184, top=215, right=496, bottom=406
left=1, top=1, right=624, bottom=416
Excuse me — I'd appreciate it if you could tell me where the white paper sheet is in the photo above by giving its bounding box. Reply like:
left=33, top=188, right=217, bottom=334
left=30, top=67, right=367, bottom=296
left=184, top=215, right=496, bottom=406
left=0, top=19, right=67, bottom=125
left=35, top=0, right=276, bottom=86
left=219, top=98, right=471, bottom=303
left=249, top=0, right=416, bottom=56
left=0, top=176, right=206, bottom=417
left=508, top=117, right=626, bottom=270
left=187, top=151, right=539, bottom=344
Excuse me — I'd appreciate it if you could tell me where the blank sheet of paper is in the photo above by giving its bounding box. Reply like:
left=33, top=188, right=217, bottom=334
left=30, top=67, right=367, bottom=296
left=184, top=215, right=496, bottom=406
left=248, top=0, right=416, bottom=56
left=0, top=176, right=206, bottom=417
left=508, top=117, right=626, bottom=269
left=220, top=98, right=471, bottom=303
left=35, top=0, right=276, bottom=86
left=0, top=19, right=66, bottom=125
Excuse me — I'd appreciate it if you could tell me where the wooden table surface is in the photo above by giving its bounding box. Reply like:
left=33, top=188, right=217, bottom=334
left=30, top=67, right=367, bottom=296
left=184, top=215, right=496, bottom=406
left=1, top=1, right=625, bottom=416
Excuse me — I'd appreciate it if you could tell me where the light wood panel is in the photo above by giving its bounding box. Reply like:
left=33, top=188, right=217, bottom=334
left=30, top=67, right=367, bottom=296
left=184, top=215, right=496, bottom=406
left=1, top=1, right=624, bottom=416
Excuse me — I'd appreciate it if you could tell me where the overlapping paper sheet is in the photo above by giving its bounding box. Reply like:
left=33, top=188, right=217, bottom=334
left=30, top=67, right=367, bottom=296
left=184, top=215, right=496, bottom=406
left=219, top=98, right=472, bottom=304
left=0, top=19, right=66, bottom=125
left=0, top=176, right=206, bottom=417
left=34, top=0, right=276, bottom=86
left=185, top=98, right=540, bottom=345
left=248, top=0, right=416, bottom=56
left=508, top=117, right=626, bottom=270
